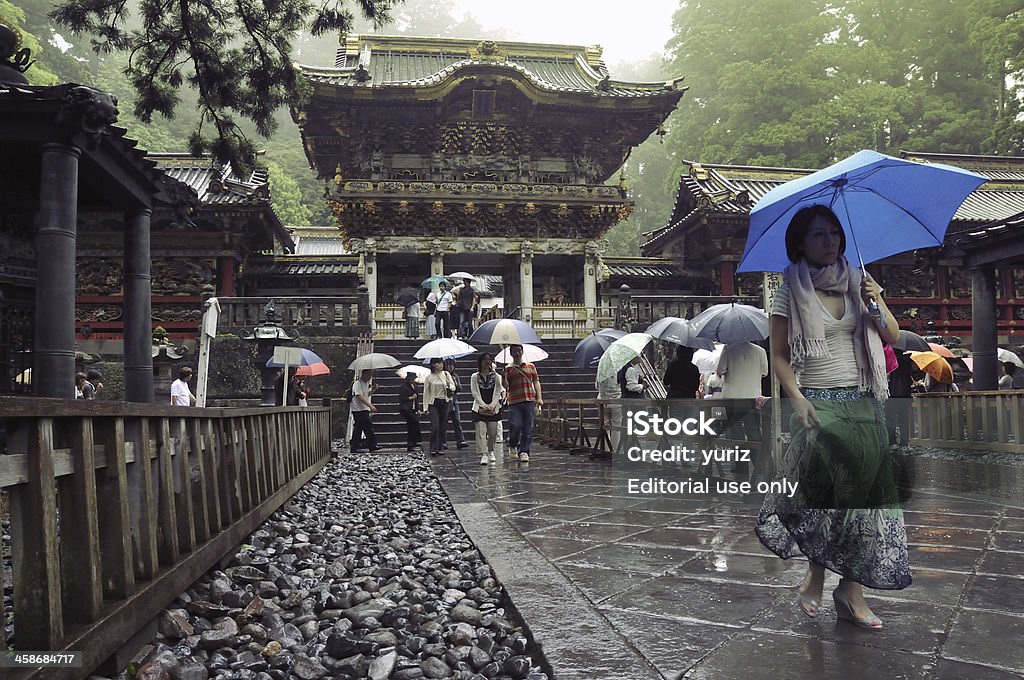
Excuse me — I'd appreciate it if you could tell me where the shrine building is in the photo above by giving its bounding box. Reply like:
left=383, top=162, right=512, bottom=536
left=290, top=34, right=686, bottom=336
left=643, top=152, right=1024, bottom=347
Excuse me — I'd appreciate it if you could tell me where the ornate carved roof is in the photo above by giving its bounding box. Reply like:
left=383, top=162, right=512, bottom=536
left=0, top=82, right=171, bottom=209
left=148, top=153, right=294, bottom=252
left=301, top=34, right=685, bottom=99
left=643, top=154, right=1024, bottom=256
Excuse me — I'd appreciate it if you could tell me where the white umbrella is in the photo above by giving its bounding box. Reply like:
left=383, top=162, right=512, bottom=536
left=596, top=333, right=654, bottom=382
left=495, top=344, right=548, bottom=363
left=997, top=348, right=1024, bottom=369
left=448, top=271, right=477, bottom=281
left=348, top=353, right=400, bottom=371
left=692, top=344, right=724, bottom=373
left=689, top=303, right=769, bottom=344
left=396, top=365, right=431, bottom=383
left=414, top=338, right=477, bottom=360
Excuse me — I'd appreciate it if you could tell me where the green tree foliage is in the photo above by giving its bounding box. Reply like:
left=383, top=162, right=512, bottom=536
left=664, top=0, right=1012, bottom=168
left=603, top=55, right=681, bottom=256
left=1, top=0, right=60, bottom=84
left=50, top=0, right=404, bottom=173
left=265, top=160, right=312, bottom=226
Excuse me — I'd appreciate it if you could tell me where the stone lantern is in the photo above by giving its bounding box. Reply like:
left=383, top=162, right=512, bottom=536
left=239, top=300, right=299, bottom=406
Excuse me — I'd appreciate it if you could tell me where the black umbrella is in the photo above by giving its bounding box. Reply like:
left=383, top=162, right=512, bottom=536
left=892, top=330, right=930, bottom=352
left=948, top=357, right=972, bottom=383
left=395, top=287, right=421, bottom=307
left=571, top=329, right=626, bottom=368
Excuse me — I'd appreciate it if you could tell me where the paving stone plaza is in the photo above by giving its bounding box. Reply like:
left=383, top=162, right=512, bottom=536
left=435, top=444, right=1024, bottom=679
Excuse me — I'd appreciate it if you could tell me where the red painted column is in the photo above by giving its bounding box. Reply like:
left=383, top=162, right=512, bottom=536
left=219, top=257, right=235, bottom=297
left=719, top=261, right=735, bottom=296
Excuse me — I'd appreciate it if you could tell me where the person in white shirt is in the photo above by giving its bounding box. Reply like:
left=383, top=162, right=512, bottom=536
left=404, top=299, right=421, bottom=339
left=170, top=366, right=196, bottom=406
left=470, top=353, right=506, bottom=464
left=350, top=369, right=380, bottom=452
left=717, top=341, right=769, bottom=444
left=622, top=357, right=646, bottom=398
left=425, top=289, right=438, bottom=339
left=434, top=282, right=454, bottom=339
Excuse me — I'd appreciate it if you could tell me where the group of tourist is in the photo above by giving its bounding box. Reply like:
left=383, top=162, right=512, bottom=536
left=350, top=344, right=542, bottom=465
left=74, top=369, right=104, bottom=400
left=405, top=277, right=482, bottom=340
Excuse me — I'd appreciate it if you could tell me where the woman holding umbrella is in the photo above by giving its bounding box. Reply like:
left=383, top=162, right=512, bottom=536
left=755, top=204, right=908, bottom=630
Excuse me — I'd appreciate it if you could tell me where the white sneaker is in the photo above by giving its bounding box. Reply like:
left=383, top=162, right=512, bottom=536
left=519, top=452, right=530, bottom=463
left=509, top=447, right=519, bottom=459
left=488, top=451, right=496, bottom=462
left=480, top=454, right=489, bottom=465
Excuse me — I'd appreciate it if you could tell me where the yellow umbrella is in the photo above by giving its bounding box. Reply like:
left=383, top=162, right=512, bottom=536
left=910, top=351, right=953, bottom=384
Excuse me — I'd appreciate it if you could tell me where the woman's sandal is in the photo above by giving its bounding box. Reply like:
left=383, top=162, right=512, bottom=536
left=833, top=591, right=883, bottom=629
left=796, top=592, right=820, bottom=618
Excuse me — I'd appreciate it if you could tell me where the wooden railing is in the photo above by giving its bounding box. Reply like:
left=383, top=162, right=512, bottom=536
left=217, top=296, right=368, bottom=334
left=0, top=398, right=331, bottom=680
left=625, top=295, right=761, bottom=327
left=537, top=398, right=773, bottom=476
left=525, top=306, right=616, bottom=339
left=912, top=392, right=1024, bottom=453
left=371, top=304, right=615, bottom=339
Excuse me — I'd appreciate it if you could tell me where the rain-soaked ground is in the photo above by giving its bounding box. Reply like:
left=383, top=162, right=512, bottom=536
left=431, top=444, right=1024, bottom=680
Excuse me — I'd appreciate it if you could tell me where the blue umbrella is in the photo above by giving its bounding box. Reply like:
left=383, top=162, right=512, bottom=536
left=571, top=329, right=626, bottom=368
left=266, top=348, right=325, bottom=369
left=421, top=275, right=451, bottom=289
left=737, top=150, right=988, bottom=273
left=468, top=319, right=541, bottom=346
left=644, top=317, right=716, bottom=350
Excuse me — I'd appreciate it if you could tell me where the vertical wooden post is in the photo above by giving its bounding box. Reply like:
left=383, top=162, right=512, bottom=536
left=94, top=417, right=135, bottom=599
left=61, top=417, right=103, bottom=623
left=12, top=418, right=63, bottom=648
left=126, top=417, right=158, bottom=579
left=155, top=418, right=180, bottom=565
left=172, top=419, right=197, bottom=553
left=202, top=420, right=223, bottom=534
left=187, top=418, right=210, bottom=542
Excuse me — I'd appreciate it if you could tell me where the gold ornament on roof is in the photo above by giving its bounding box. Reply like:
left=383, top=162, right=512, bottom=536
left=470, top=40, right=506, bottom=61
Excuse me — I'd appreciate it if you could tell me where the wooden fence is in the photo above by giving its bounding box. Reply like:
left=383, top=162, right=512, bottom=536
left=912, top=391, right=1024, bottom=453
left=536, top=394, right=1024, bottom=457
left=216, top=296, right=368, bottom=334
left=0, top=398, right=331, bottom=680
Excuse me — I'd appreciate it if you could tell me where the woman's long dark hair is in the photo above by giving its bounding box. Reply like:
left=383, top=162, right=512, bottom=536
left=785, top=204, right=846, bottom=263
left=477, top=353, right=493, bottom=373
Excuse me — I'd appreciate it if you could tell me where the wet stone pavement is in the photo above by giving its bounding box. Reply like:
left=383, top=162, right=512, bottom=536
left=432, top=445, right=1024, bottom=680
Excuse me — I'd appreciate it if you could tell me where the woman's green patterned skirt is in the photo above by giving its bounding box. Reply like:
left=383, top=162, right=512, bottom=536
left=755, top=387, right=911, bottom=589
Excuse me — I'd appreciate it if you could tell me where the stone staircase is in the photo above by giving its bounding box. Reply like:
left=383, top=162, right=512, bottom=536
left=362, top=338, right=599, bottom=450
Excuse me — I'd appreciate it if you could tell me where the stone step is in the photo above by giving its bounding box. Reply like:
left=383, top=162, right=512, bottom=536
left=356, top=338, right=602, bottom=447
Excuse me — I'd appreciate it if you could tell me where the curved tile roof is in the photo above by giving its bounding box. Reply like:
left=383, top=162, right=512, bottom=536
left=298, top=36, right=683, bottom=99
left=644, top=156, right=1024, bottom=254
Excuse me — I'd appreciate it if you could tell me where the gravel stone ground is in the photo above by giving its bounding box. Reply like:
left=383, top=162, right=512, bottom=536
left=87, top=443, right=549, bottom=680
